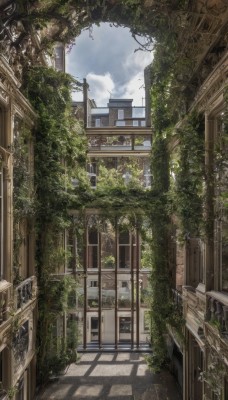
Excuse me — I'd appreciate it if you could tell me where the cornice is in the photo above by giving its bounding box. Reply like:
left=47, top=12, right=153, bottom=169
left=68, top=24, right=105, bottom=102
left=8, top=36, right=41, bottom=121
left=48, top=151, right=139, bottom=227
left=192, top=52, right=228, bottom=113
left=0, top=56, right=37, bottom=124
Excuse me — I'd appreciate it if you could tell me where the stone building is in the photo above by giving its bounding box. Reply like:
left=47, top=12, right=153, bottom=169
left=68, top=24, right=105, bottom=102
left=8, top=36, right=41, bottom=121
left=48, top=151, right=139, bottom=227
left=163, top=8, right=228, bottom=400
left=0, top=1, right=227, bottom=399
left=69, top=87, right=153, bottom=350
left=0, top=4, right=39, bottom=399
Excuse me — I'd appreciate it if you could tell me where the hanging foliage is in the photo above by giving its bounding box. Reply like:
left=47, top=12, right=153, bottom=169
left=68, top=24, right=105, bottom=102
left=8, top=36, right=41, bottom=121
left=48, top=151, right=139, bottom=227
left=170, top=111, right=205, bottom=239
left=24, top=66, right=88, bottom=384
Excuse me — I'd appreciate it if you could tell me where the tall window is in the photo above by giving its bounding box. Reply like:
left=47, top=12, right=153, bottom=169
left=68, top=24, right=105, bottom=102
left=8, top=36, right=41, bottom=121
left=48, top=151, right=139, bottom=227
left=119, top=230, right=130, bottom=268
left=88, top=227, right=98, bottom=269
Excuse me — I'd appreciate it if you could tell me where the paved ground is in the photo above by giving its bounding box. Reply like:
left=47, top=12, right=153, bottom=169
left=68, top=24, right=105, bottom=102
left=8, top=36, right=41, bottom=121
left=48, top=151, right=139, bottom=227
left=37, top=352, right=182, bottom=400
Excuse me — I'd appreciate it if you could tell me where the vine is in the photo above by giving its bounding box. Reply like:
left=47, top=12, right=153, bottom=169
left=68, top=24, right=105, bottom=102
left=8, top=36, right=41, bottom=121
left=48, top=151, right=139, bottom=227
left=24, top=66, right=88, bottom=384
left=12, top=121, right=35, bottom=284
left=199, top=349, right=228, bottom=398
left=169, top=111, right=205, bottom=239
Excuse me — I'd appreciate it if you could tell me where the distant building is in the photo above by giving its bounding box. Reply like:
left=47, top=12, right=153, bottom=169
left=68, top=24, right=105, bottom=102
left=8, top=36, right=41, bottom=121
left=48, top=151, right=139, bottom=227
left=90, top=98, right=146, bottom=128
left=69, top=89, right=152, bottom=349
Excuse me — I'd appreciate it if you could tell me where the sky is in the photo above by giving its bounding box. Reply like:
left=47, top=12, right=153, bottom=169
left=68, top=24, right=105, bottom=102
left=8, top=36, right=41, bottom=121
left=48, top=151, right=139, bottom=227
left=66, top=23, right=153, bottom=107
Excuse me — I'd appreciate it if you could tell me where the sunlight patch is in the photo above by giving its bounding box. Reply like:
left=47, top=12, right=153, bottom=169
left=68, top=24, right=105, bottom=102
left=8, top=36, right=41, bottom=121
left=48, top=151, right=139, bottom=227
left=74, top=385, right=103, bottom=397
left=108, top=384, right=132, bottom=396
left=90, top=364, right=133, bottom=376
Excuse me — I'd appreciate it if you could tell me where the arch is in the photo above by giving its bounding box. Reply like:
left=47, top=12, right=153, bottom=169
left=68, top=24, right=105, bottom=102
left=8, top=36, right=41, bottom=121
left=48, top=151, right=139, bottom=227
left=4, top=0, right=189, bottom=49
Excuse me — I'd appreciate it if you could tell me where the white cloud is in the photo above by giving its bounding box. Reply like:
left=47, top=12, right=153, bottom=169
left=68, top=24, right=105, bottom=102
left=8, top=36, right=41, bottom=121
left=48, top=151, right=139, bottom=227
left=122, top=49, right=152, bottom=72
left=121, top=72, right=146, bottom=106
left=86, top=72, right=115, bottom=105
left=66, top=23, right=153, bottom=106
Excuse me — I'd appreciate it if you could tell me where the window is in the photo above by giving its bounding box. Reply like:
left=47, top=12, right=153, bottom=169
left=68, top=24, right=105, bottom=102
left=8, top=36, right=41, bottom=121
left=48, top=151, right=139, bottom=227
left=144, top=311, right=150, bottom=332
left=91, top=317, right=99, bottom=341
left=118, top=230, right=130, bottom=269
left=119, top=317, right=131, bottom=333
left=141, top=120, right=146, bottom=127
left=118, top=109, right=124, bottom=120
left=90, top=281, right=98, bottom=287
left=87, top=162, right=97, bottom=188
left=67, top=228, right=75, bottom=272
left=54, top=46, right=64, bottom=71
left=116, top=121, right=125, bottom=127
left=122, top=281, right=128, bottom=288
left=133, top=120, right=139, bottom=126
left=95, top=118, right=101, bottom=127
left=88, top=227, right=98, bottom=268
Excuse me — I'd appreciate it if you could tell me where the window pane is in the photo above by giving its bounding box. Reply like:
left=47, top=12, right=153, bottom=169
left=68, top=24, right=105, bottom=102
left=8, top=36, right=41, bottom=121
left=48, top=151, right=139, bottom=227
left=116, top=121, right=125, bottom=127
left=88, top=246, right=98, bottom=269
left=102, top=273, right=115, bottom=308
left=89, top=228, right=98, bottom=244
left=119, top=231, right=129, bottom=244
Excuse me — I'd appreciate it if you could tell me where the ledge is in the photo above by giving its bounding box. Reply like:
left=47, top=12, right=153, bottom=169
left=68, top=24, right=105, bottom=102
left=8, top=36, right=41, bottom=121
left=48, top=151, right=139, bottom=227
left=207, top=291, right=228, bottom=307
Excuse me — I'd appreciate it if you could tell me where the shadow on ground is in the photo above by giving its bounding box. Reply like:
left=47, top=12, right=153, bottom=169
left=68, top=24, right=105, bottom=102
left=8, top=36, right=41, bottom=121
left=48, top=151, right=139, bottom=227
left=37, top=352, right=182, bottom=400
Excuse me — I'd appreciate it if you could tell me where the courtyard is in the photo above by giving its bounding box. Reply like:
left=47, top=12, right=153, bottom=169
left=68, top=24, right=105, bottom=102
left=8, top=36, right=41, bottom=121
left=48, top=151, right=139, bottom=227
left=37, top=352, right=182, bottom=400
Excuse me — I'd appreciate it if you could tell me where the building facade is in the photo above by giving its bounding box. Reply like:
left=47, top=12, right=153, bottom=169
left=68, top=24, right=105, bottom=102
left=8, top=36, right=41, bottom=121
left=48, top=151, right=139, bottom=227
left=166, top=31, right=228, bottom=400
left=0, top=5, right=39, bottom=398
left=70, top=95, right=153, bottom=350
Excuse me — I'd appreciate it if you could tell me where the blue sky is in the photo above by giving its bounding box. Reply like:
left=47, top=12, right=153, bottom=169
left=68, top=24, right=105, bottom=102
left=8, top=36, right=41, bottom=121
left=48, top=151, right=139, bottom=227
left=66, top=23, right=153, bottom=106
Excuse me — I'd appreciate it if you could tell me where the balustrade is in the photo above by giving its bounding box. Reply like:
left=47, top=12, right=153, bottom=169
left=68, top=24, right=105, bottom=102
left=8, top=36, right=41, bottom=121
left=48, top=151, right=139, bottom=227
left=207, top=292, right=228, bottom=335
left=87, top=135, right=151, bottom=151
left=172, top=288, right=183, bottom=309
left=0, top=281, right=11, bottom=325
left=15, top=276, right=36, bottom=310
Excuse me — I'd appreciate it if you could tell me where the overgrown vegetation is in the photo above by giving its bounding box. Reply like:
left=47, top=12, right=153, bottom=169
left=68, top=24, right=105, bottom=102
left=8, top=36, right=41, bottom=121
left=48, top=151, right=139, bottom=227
left=169, top=112, right=205, bottom=239
left=9, top=0, right=227, bottom=383
left=12, top=121, right=35, bottom=284
left=199, top=349, right=228, bottom=398
left=23, top=66, right=87, bottom=384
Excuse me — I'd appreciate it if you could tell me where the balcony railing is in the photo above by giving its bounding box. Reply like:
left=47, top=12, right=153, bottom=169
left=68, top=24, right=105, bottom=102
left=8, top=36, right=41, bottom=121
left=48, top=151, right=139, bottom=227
left=15, top=276, right=37, bottom=310
left=87, top=135, right=151, bottom=151
left=0, top=280, right=11, bottom=326
left=172, top=288, right=183, bottom=309
left=206, top=291, right=228, bottom=336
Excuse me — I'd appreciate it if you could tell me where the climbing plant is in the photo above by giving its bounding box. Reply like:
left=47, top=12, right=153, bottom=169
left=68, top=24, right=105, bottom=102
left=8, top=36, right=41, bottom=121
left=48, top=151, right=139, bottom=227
left=23, top=66, right=88, bottom=384
left=199, top=349, right=228, bottom=398
left=169, top=111, right=205, bottom=239
left=12, top=121, right=35, bottom=284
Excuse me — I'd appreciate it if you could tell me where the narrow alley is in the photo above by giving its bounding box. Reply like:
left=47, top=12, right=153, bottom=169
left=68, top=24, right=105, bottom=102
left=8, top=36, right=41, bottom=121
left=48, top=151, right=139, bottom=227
left=37, top=352, right=182, bottom=400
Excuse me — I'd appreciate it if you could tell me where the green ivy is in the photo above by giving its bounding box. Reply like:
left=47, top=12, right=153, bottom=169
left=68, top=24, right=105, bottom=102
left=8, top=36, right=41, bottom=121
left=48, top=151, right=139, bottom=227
left=170, top=111, right=204, bottom=238
left=23, top=66, right=87, bottom=384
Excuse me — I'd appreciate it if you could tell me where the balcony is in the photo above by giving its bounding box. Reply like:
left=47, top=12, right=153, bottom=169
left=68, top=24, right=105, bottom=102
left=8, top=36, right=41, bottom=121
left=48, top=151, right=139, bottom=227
left=87, top=134, right=152, bottom=152
left=15, top=276, right=37, bottom=310
left=206, top=291, right=228, bottom=337
left=0, top=280, right=11, bottom=326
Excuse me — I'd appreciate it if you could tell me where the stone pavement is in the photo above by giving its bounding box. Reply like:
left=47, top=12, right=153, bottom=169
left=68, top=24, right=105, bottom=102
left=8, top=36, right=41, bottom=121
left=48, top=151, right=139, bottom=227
left=37, top=352, right=182, bottom=400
